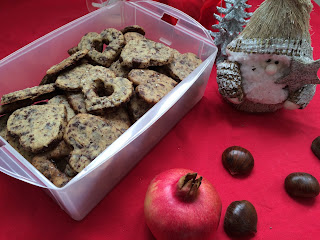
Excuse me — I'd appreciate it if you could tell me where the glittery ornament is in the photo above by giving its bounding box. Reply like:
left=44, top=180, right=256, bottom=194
left=211, top=0, right=252, bottom=63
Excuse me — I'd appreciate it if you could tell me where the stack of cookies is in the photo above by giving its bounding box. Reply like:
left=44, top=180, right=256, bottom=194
left=0, top=25, right=203, bottom=187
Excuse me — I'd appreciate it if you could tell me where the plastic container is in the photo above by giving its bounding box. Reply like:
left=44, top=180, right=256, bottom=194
left=0, top=0, right=217, bottom=220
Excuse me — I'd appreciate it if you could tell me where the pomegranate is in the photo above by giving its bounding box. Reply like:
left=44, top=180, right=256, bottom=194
left=144, top=168, right=222, bottom=240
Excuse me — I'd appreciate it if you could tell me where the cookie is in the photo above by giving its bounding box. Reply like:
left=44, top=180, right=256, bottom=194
left=55, top=63, right=93, bottom=91
left=64, top=163, right=78, bottom=178
left=0, top=114, right=9, bottom=139
left=136, top=80, right=177, bottom=105
left=109, top=60, right=131, bottom=78
left=0, top=99, right=33, bottom=115
left=5, top=133, right=35, bottom=162
left=128, top=69, right=177, bottom=85
left=42, top=140, right=72, bottom=160
left=46, top=49, right=89, bottom=75
left=7, top=104, right=67, bottom=153
left=78, top=30, right=124, bottom=67
left=40, top=140, right=77, bottom=178
left=166, top=52, right=203, bottom=81
left=67, top=46, right=79, bottom=56
left=48, top=95, right=76, bottom=121
left=77, top=32, right=105, bottom=64
left=120, top=39, right=174, bottom=68
left=33, top=140, right=73, bottom=177
left=78, top=32, right=103, bottom=51
left=148, top=65, right=171, bottom=76
left=103, top=107, right=131, bottom=133
left=100, top=28, right=125, bottom=65
left=1, top=83, right=56, bottom=105
left=81, top=66, right=133, bottom=112
left=124, top=32, right=145, bottom=43
left=128, top=69, right=177, bottom=105
left=66, top=92, right=87, bottom=113
left=39, top=73, right=58, bottom=85
left=32, top=156, right=70, bottom=187
left=0, top=88, right=60, bottom=115
left=121, top=25, right=145, bottom=35
left=127, top=93, right=152, bottom=122
left=64, top=113, right=123, bottom=172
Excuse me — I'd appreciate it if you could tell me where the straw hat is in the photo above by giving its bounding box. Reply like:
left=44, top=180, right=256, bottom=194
left=227, top=0, right=313, bottom=59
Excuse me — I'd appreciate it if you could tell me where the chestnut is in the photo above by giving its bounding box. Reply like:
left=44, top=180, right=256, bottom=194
left=285, top=172, right=319, bottom=198
left=311, top=136, right=320, bottom=160
left=224, top=200, right=257, bottom=237
left=222, top=146, right=254, bottom=176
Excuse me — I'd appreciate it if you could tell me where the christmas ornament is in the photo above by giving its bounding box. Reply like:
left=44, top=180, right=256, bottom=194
left=216, top=0, right=320, bottom=112
left=211, top=0, right=252, bottom=63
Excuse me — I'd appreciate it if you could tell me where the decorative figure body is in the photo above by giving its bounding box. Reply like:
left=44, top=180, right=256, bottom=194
left=216, top=0, right=320, bottom=112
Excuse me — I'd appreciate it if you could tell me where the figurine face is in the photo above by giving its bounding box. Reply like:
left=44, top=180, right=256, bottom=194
left=227, top=51, right=291, bottom=104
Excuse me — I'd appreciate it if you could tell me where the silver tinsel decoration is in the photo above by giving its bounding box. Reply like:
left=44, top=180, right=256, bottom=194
left=210, top=0, right=252, bottom=63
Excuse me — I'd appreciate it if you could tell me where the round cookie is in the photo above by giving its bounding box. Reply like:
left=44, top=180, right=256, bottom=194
left=119, top=39, right=174, bottom=68
left=7, top=104, right=67, bottom=153
left=64, top=113, right=123, bottom=172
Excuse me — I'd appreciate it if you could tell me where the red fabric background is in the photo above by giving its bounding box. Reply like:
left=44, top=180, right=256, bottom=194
left=0, top=0, right=320, bottom=239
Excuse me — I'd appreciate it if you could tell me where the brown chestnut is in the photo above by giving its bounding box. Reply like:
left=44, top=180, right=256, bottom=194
left=311, top=136, right=320, bottom=160
left=224, top=200, right=257, bottom=237
left=222, top=146, right=254, bottom=175
left=285, top=172, right=319, bottom=198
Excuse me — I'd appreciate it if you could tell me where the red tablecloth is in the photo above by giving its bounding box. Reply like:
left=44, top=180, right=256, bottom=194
left=0, top=0, right=320, bottom=239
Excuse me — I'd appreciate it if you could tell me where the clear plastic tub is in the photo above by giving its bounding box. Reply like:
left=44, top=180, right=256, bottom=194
left=0, top=0, right=217, bottom=220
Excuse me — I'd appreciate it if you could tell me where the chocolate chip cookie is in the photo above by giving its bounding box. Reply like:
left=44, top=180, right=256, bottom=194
left=64, top=113, right=123, bottom=172
left=7, top=104, right=67, bottom=153
left=120, top=39, right=174, bottom=68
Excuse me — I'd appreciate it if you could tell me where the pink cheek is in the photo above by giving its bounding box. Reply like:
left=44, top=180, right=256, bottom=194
left=265, top=64, right=278, bottom=75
